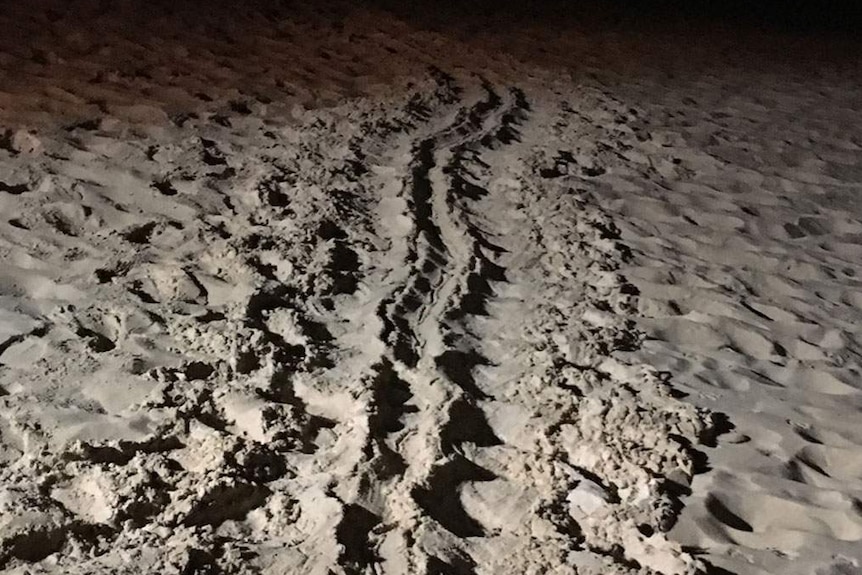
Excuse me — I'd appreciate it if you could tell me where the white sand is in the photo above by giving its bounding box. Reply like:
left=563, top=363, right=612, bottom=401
left=1, top=2, right=860, bottom=574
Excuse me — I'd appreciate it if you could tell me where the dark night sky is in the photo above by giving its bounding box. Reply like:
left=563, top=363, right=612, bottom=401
left=377, top=0, right=862, bottom=33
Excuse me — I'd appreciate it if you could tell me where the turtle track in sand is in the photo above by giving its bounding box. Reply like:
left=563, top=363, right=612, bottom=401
left=0, top=67, right=718, bottom=575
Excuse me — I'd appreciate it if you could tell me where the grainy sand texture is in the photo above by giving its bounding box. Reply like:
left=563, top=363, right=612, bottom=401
left=0, top=1, right=860, bottom=574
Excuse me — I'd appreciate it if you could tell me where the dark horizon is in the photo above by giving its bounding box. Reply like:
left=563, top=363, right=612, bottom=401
left=374, top=0, right=862, bottom=34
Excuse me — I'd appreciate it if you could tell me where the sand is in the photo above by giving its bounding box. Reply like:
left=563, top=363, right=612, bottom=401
left=1, top=1, right=860, bottom=574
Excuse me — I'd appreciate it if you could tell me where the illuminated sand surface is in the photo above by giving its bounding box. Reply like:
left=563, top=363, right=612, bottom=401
left=0, top=2, right=860, bottom=573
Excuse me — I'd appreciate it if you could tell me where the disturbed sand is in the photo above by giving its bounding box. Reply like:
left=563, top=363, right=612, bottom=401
left=0, top=2, right=861, bottom=574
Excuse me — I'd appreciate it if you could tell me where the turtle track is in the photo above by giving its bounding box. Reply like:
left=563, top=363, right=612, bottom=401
left=360, top=80, right=535, bottom=573
left=0, top=60, right=718, bottom=575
